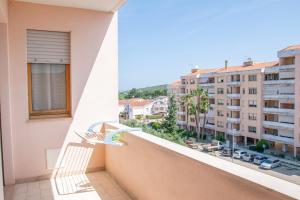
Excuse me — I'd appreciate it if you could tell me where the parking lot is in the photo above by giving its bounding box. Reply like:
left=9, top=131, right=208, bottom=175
left=213, top=150, right=300, bottom=185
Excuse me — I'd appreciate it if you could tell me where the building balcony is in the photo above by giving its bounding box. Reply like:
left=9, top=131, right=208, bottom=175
left=226, top=129, right=241, bottom=136
left=208, top=93, right=215, bottom=98
left=263, top=121, right=294, bottom=130
left=227, top=81, right=241, bottom=86
left=264, top=94, right=295, bottom=100
left=227, top=105, right=240, bottom=110
left=176, top=120, right=187, bottom=125
left=206, top=123, right=215, bottom=129
left=263, top=107, right=294, bottom=115
left=177, top=111, right=185, bottom=115
left=227, top=117, right=240, bottom=124
left=264, top=79, right=295, bottom=85
left=102, top=123, right=298, bottom=199
left=227, top=93, right=241, bottom=99
left=262, top=134, right=294, bottom=145
left=199, top=82, right=214, bottom=87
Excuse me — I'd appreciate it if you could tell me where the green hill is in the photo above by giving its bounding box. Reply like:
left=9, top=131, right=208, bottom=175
left=119, top=84, right=168, bottom=100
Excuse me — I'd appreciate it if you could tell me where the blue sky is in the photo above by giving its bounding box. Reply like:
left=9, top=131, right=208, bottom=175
left=118, top=0, right=300, bottom=91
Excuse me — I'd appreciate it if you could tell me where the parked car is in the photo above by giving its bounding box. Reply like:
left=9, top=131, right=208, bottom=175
left=260, top=159, right=281, bottom=169
left=253, top=155, right=268, bottom=165
left=233, top=150, right=247, bottom=159
left=221, top=148, right=232, bottom=157
left=241, top=153, right=256, bottom=162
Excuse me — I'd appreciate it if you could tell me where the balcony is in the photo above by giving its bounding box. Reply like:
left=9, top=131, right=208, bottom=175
left=103, top=123, right=298, bottom=199
left=263, top=107, right=294, bottom=115
left=176, top=111, right=185, bottom=115
left=227, top=93, right=241, bottom=99
left=227, top=81, right=241, bottom=86
left=227, top=105, right=240, bottom=110
left=263, top=121, right=294, bottom=130
left=176, top=120, right=187, bottom=125
left=226, top=129, right=241, bottom=136
left=264, top=79, right=295, bottom=85
left=199, top=82, right=214, bottom=87
left=227, top=117, right=240, bottom=124
left=262, top=134, right=294, bottom=145
left=206, top=123, right=215, bottom=129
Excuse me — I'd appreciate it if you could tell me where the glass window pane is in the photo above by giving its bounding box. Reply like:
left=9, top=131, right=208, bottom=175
left=31, top=63, right=66, bottom=111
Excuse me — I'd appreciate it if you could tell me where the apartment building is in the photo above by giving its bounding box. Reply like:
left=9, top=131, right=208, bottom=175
left=172, top=45, right=300, bottom=157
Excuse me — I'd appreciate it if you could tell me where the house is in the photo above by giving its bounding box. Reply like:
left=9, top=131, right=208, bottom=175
left=119, top=96, right=168, bottom=119
left=0, top=0, right=299, bottom=199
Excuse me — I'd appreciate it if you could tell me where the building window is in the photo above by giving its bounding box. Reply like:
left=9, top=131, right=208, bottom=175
left=242, top=88, right=245, bottom=94
left=217, top=121, right=224, bottom=128
left=217, top=99, right=224, bottom=105
left=27, top=30, right=71, bottom=118
left=217, top=77, right=224, bottom=83
left=248, top=100, right=257, bottom=107
left=217, top=88, right=224, bottom=94
left=217, top=110, right=224, bottom=116
left=248, top=126, right=256, bottom=133
left=248, top=88, right=257, bottom=94
left=248, top=75, right=257, bottom=81
left=248, top=113, right=257, bottom=120
left=265, top=73, right=279, bottom=81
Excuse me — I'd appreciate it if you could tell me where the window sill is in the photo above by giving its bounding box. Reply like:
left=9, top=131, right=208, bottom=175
left=28, top=114, right=72, bottom=120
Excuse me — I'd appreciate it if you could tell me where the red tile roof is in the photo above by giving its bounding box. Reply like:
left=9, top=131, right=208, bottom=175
left=119, top=98, right=152, bottom=107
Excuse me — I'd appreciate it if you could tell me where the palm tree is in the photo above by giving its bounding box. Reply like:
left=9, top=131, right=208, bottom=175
left=192, top=87, right=210, bottom=142
left=180, top=94, right=193, bottom=131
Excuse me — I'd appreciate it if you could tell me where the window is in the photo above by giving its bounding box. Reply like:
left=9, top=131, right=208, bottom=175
left=217, top=110, right=224, bottom=116
left=248, top=113, right=257, bottom=120
left=217, top=77, right=224, bottom=83
left=217, top=88, right=224, bottom=94
left=248, top=100, right=257, bottom=107
left=248, top=75, right=257, bottom=81
left=265, top=73, right=279, bottom=81
left=27, top=30, right=71, bottom=118
left=248, top=126, right=256, bottom=133
left=248, top=88, right=257, bottom=94
left=217, top=99, right=224, bottom=105
left=217, top=121, right=224, bottom=128
left=242, top=88, right=245, bottom=94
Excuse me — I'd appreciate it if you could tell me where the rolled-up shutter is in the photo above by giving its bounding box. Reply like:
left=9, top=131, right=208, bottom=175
left=27, top=29, right=70, bottom=64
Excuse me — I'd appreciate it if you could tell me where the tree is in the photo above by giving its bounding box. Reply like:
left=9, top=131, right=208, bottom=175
left=180, top=94, right=193, bottom=131
left=184, top=87, right=210, bottom=142
left=161, top=95, right=177, bottom=133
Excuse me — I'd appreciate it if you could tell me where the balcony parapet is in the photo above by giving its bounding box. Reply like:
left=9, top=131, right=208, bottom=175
left=264, top=79, right=295, bottom=85
left=227, top=105, right=240, bottom=110
left=263, top=107, right=294, bottom=115
left=263, top=121, right=294, bottom=130
left=226, top=129, right=240, bottom=136
left=227, top=117, right=240, bottom=124
left=262, top=134, right=294, bottom=145
left=227, top=93, right=241, bottom=99
left=227, top=81, right=241, bottom=86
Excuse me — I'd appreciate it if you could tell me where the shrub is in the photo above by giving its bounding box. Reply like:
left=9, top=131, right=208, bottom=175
left=135, top=115, right=143, bottom=120
left=256, top=140, right=270, bottom=152
left=215, top=135, right=225, bottom=142
left=146, top=115, right=162, bottom=119
left=149, top=122, right=161, bottom=130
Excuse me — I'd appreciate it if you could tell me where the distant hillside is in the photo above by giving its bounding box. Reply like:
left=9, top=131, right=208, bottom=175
left=119, top=84, right=168, bottom=100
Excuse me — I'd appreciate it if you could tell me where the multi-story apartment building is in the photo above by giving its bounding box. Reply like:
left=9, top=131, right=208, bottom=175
left=171, top=45, right=300, bottom=157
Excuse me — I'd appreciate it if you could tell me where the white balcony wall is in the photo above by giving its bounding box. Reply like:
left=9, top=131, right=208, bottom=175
left=279, top=115, right=294, bottom=124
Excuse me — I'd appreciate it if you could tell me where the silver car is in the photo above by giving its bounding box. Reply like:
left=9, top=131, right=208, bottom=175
left=233, top=150, right=247, bottom=159
left=253, top=155, right=268, bottom=165
left=260, top=159, right=281, bottom=169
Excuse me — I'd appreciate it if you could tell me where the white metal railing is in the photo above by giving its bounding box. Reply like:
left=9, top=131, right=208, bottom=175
left=227, top=93, right=241, bottom=99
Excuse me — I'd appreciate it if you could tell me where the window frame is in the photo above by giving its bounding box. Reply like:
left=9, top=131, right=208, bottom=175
left=27, top=63, right=71, bottom=119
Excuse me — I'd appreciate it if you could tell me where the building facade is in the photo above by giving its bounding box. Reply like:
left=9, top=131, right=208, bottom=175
left=171, top=45, right=300, bottom=157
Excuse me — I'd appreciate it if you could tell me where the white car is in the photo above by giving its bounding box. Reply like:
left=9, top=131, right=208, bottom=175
left=233, top=150, right=247, bottom=159
left=260, top=159, right=281, bottom=169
